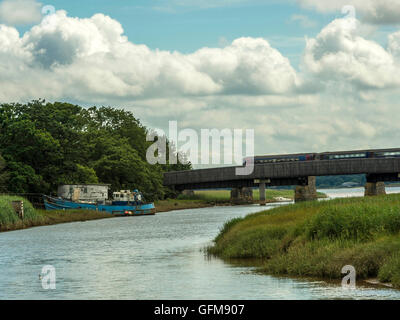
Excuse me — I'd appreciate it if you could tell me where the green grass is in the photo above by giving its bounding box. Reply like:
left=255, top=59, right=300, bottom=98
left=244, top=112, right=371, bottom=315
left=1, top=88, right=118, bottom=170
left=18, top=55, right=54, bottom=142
left=208, top=194, right=400, bottom=288
left=0, top=196, right=45, bottom=229
left=0, top=196, right=113, bottom=232
left=177, top=190, right=231, bottom=203
left=155, top=198, right=215, bottom=212
left=177, top=189, right=326, bottom=203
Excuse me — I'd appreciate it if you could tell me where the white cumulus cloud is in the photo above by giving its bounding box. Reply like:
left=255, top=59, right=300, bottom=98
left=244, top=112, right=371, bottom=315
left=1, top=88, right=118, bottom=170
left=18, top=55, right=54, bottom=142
left=1, top=9, right=400, bottom=157
left=303, top=18, right=400, bottom=90
left=0, top=10, right=299, bottom=102
left=0, top=0, right=42, bottom=25
left=297, top=0, right=400, bottom=25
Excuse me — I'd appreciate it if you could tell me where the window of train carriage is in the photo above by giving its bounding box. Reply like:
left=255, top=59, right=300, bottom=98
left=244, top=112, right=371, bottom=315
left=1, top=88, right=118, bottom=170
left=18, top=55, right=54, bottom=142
left=386, top=152, right=400, bottom=156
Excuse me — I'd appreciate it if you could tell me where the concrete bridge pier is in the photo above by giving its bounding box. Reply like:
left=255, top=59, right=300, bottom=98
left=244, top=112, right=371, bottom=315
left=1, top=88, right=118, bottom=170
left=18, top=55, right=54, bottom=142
left=230, top=187, right=253, bottom=205
left=254, top=179, right=269, bottom=206
left=364, top=182, right=386, bottom=196
left=259, top=182, right=266, bottom=206
left=295, top=176, right=317, bottom=203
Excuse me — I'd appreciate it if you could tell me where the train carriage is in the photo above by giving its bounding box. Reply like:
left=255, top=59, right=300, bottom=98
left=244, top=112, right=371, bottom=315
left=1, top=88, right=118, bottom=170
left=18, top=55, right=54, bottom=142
left=243, top=148, right=400, bottom=166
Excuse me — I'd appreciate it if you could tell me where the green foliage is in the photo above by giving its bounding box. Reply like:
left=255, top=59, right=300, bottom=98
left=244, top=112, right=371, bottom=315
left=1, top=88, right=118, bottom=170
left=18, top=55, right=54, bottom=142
left=379, top=253, right=400, bottom=287
left=305, top=202, right=400, bottom=241
left=0, top=195, right=114, bottom=232
left=0, top=154, right=8, bottom=192
left=0, top=100, right=191, bottom=200
left=214, top=217, right=245, bottom=243
left=0, top=196, right=43, bottom=226
left=209, top=194, right=400, bottom=287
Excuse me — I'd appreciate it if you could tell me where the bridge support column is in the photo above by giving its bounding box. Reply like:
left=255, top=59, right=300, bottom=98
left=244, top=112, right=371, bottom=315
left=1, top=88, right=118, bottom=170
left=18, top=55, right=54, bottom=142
left=230, top=187, right=253, bottom=205
left=364, top=182, right=386, bottom=196
left=295, top=176, right=317, bottom=203
left=259, top=182, right=266, bottom=206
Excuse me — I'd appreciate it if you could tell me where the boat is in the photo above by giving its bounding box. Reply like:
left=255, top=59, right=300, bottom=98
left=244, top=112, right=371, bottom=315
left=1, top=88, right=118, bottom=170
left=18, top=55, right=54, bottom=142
left=43, top=188, right=156, bottom=216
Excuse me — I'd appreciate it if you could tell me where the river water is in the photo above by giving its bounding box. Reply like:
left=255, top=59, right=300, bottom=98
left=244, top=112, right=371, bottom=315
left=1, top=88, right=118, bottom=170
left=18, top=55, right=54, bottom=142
left=1, top=188, right=400, bottom=300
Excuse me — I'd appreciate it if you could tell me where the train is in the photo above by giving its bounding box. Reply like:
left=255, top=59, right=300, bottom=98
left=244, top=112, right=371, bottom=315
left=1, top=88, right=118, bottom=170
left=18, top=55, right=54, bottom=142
left=243, top=148, right=400, bottom=165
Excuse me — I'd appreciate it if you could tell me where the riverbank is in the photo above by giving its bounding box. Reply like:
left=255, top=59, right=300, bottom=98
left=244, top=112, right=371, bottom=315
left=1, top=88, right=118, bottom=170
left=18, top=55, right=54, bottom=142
left=0, top=195, right=114, bottom=233
left=0, top=189, right=326, bottom=233
left=0, top=196, right=223, bottom=233
left=155, top=199, right=218, bottom=212
left=178, top=189, right=327, bottom=203
left=208, top=194, right=400, bottom=289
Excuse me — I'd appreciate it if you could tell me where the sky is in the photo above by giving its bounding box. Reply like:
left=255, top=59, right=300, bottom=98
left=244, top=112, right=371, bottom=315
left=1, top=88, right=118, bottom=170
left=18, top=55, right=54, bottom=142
left=1, top=0, right=400, bottom=164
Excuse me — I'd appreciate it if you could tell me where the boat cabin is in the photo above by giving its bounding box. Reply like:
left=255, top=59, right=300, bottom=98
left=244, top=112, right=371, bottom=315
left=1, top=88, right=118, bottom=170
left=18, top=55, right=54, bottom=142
left=58, top=184, right=111, bottom=203
left=113, top=190, right=135, bottom=202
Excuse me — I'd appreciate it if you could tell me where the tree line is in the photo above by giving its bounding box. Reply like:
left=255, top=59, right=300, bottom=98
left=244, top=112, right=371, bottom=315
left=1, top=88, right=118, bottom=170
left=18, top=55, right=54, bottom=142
left=0, top=100, right=190, bottom=201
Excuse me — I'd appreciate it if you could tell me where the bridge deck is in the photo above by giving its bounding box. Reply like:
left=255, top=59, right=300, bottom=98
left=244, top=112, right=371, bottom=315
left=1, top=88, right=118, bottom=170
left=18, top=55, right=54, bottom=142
left=164, top=158, right=400, bottom=189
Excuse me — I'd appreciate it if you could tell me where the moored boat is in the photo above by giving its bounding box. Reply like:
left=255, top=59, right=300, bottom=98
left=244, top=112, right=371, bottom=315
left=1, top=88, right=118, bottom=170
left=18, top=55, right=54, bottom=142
left=43, top=187, right=156, bottom=216
left=44, top=195, right=156, bottom=216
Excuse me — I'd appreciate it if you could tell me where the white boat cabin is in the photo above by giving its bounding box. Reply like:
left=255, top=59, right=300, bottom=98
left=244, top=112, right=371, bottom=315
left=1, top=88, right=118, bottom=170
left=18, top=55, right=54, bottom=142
left=58, top=184, right=110, bottom=202
left=113, top=190, right=135, bottom=202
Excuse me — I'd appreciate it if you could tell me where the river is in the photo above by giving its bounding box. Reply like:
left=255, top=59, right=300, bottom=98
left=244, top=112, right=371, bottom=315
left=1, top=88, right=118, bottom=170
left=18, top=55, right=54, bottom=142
left=1, top=187, right=400, bottom=300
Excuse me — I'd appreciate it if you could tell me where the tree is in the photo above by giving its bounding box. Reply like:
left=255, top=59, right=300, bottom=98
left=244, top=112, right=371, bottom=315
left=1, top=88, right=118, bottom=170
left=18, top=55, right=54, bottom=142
left=0, top=100, right=191, bottom=199
left=0, top=155, right=8, bottom=192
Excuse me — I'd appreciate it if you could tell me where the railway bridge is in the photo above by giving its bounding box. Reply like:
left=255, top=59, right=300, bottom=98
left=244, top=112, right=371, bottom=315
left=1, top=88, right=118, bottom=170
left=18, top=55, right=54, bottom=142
left=163, top=156, right=400, bottom=204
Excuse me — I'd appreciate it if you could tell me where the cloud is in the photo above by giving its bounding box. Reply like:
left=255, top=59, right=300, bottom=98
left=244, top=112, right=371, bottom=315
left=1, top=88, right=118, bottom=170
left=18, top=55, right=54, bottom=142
left=2, top=9, right=400, bottom=159
left=388, top=30, right=400, bottom=58
left=0, top=0, right=42, bottom=25
left=188, top=37, right=299, bottom=94
left=297, top=0, right=400, bottom=25
left=0, top=10, right=299, bottom=102
left=303, top=18, right=400, bottom=90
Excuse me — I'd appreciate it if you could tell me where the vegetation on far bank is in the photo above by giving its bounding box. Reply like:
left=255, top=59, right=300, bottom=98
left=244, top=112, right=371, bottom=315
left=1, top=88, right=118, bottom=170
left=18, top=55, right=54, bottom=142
left=0, top=189, right=326, bottom=233
left=208, top=194, right=400, bottom=288
left=0, top=196, right=113, bottom=232
left=0, top=195, right=225, bottom=232
left=155, top=199, right=216, bottom=212
left=178, top=189, right=327, bottom=203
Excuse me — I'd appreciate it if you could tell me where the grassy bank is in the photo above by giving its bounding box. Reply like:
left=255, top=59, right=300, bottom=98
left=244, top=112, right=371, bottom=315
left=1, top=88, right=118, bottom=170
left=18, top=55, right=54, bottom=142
left=0, top=196, right=113, bottom=232
left=208, top=194, right=400, bottom=288
left=0, top=196, right=226, bottom=233
left=178, top=189, right=327, bottom=203
left=155, top=199, right=217, bottom=212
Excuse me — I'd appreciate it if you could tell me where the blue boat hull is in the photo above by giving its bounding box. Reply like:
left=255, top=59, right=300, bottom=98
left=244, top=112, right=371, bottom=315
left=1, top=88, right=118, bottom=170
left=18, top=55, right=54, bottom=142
left=43, top=196, right=156, bottom=216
